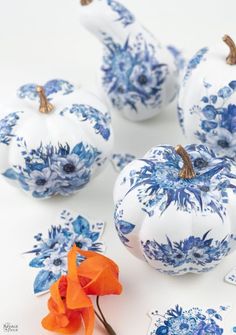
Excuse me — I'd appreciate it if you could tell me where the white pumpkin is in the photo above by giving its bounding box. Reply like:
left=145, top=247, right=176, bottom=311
left=78, top=0, right=184, bottom=122
left=0, top=79, right=113, bottom=198
left=178, top=35, right=236, bottom=160
left=113, top=144, right=236, bottom=275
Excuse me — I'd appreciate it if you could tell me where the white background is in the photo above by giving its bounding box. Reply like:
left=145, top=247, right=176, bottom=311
left=0, top=0, right=236, bottom=334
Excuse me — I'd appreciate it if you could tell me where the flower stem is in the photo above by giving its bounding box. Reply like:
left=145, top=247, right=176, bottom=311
left=223, top=35, right=236, bottom=65
left=175, top=145, right=196, bottom=179
left=95, top=296, right=117, bottom=335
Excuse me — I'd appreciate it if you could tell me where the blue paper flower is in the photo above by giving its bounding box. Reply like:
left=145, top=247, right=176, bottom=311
left=25, top=210, right=105, bottom=294
left=149, top=305, right=227, bottom=335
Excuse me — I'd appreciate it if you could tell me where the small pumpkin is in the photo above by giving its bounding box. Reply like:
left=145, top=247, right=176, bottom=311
left=78, top=0, right=184, bottom=121
left=113, top=144, right=236, bottom=275
left=0, top=79, right=113, bottom=198
left=178, top=35, right=236, bottom=160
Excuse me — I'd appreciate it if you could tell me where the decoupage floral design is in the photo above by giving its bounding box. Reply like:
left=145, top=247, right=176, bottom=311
left=0, top=111, right=22, bottom=145
left=189, top=80, right=236, bottom=159
left=3, top=138, right=102, bottom=198
left=102, top=33, right=168, bottom=112
left=105, top=0, right=135, bottom=27
left=114, top=204, right=135, bottom=246
left=110, top=152, right=136, bottom=172
left=142, top=231, right=236, bottom=275
left=225, top=267, right=236, bottom=286
left=183, top=47, right=208, bottom=84
left=121, top=144, right=236, bottom=219
left=24, top=210, right=105, bottom=295
left=148, top=305, right=229, bottom=335
left=18, top=79, right=74, bottom=100
left=60, top=104, right=111, bottom=141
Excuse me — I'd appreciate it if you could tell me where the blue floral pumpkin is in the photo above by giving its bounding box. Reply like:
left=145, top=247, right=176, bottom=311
left=178, top=35, right=236, bottom=160
left=113, top=144, right=236, bottom=275
left=79, top=0, right=184, bottom=121
left=0, top=79, right=113, bottom=198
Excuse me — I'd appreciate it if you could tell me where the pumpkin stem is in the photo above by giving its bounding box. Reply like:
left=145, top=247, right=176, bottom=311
left=36, top=86, right=54, bottom=114
left=175, top=145, right=196, bottom=179
left=80, top=0, right=93, bottom=5
left=223, top=35, right=236, bottom=65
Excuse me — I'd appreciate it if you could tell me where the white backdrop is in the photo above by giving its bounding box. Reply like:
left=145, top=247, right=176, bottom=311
left=0, top=1, right=236, bottom=334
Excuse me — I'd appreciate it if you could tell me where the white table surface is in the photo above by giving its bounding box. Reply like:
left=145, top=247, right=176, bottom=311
left=0, top=0, right=236, bottom=334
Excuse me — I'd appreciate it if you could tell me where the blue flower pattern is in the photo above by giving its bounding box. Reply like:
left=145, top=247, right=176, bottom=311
left=102, top=33, right=168, bottom=112
left=106, top=0, right=135, bottom=27
left=60, top=104, right=111, bottom=141
left=149, top=305, right=228, bottom=335
left=114, top=204, right=135, bottom=246
left=17, top=79, right=74, bottom=101
left=188, top=80, right=236, bottom=159
left=167, top=45, right=186, bottom=72
left=0, top=112, right=22, bottom=145
left=142, top=231, right=236, bottom=274
left=183, top=47, right=208, bottom=84
left=25, top=210, right=105, bottom=294
left=111, top=153, right=136, bottom=172
left=3, top=138, right=102, bottom=198
left=122, top=145, right=236, bottom=219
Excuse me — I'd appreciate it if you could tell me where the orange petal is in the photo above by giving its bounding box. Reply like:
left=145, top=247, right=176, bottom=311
left=76, top=248, right=119, bottom=272
left=50, top=278, right=66, bottom=314
left=67, top=245, right=79, bottom=281
left=66, top=277, right=92, bottom=310
left=81, top=307, right=95, bottom=335
left=82, top=266, right=122, bottom=296
left=42, top=311, right=82, bottom=334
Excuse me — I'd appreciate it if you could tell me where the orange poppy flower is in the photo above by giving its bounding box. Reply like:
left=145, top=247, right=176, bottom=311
left=68, top=246, right=123, bottom=296
left=42, top=245, right=122, bottom=335
left=42, top=272, right=95, bottom=334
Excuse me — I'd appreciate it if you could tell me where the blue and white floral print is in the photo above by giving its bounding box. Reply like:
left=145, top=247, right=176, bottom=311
left=183, top=47, right=208, bottom=84
left=189, top=80, right=236, bottom=159
left=102, top=33, right=168, bottom=112
left=142, top=231, right=236, bottom=274
left=106, top=0, right=135, bottom=27
left=60, top=104, right=111, bottom=141
left=121, top=145, right=236, bottom=219
left=167, top=45, right=185, bottom=72
left=3, top=138, right=102, bottom=198
left=114, top=204, right=135, bottom=246
left=148, top=305, right=229, bottom=335
left=25, top=210, right=105, bottom=295
left=17, top=79, right=74, bottom=101
left=225, top=267, right=236, bottom=286
left=0, top=112, right=22, bottom=145
left=110, top=152, right=136, bottom=172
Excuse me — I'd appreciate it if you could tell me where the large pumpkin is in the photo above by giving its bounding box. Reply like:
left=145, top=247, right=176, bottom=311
left=113, top=144, right=236, bottom=275
left=0, top=79, right=113, bottom=198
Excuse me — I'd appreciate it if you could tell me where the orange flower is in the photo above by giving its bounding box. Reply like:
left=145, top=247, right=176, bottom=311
left=42, top=245, right=122, bottom=335
left=69, top=246, right=123, bottom=296
left=42, top=274, right=94, bottom=335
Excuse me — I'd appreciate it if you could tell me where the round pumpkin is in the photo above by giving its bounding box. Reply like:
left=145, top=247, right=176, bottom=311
left=0, top=79, right=113, bottom=198
left=113, top=144, right=236, bottom=275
